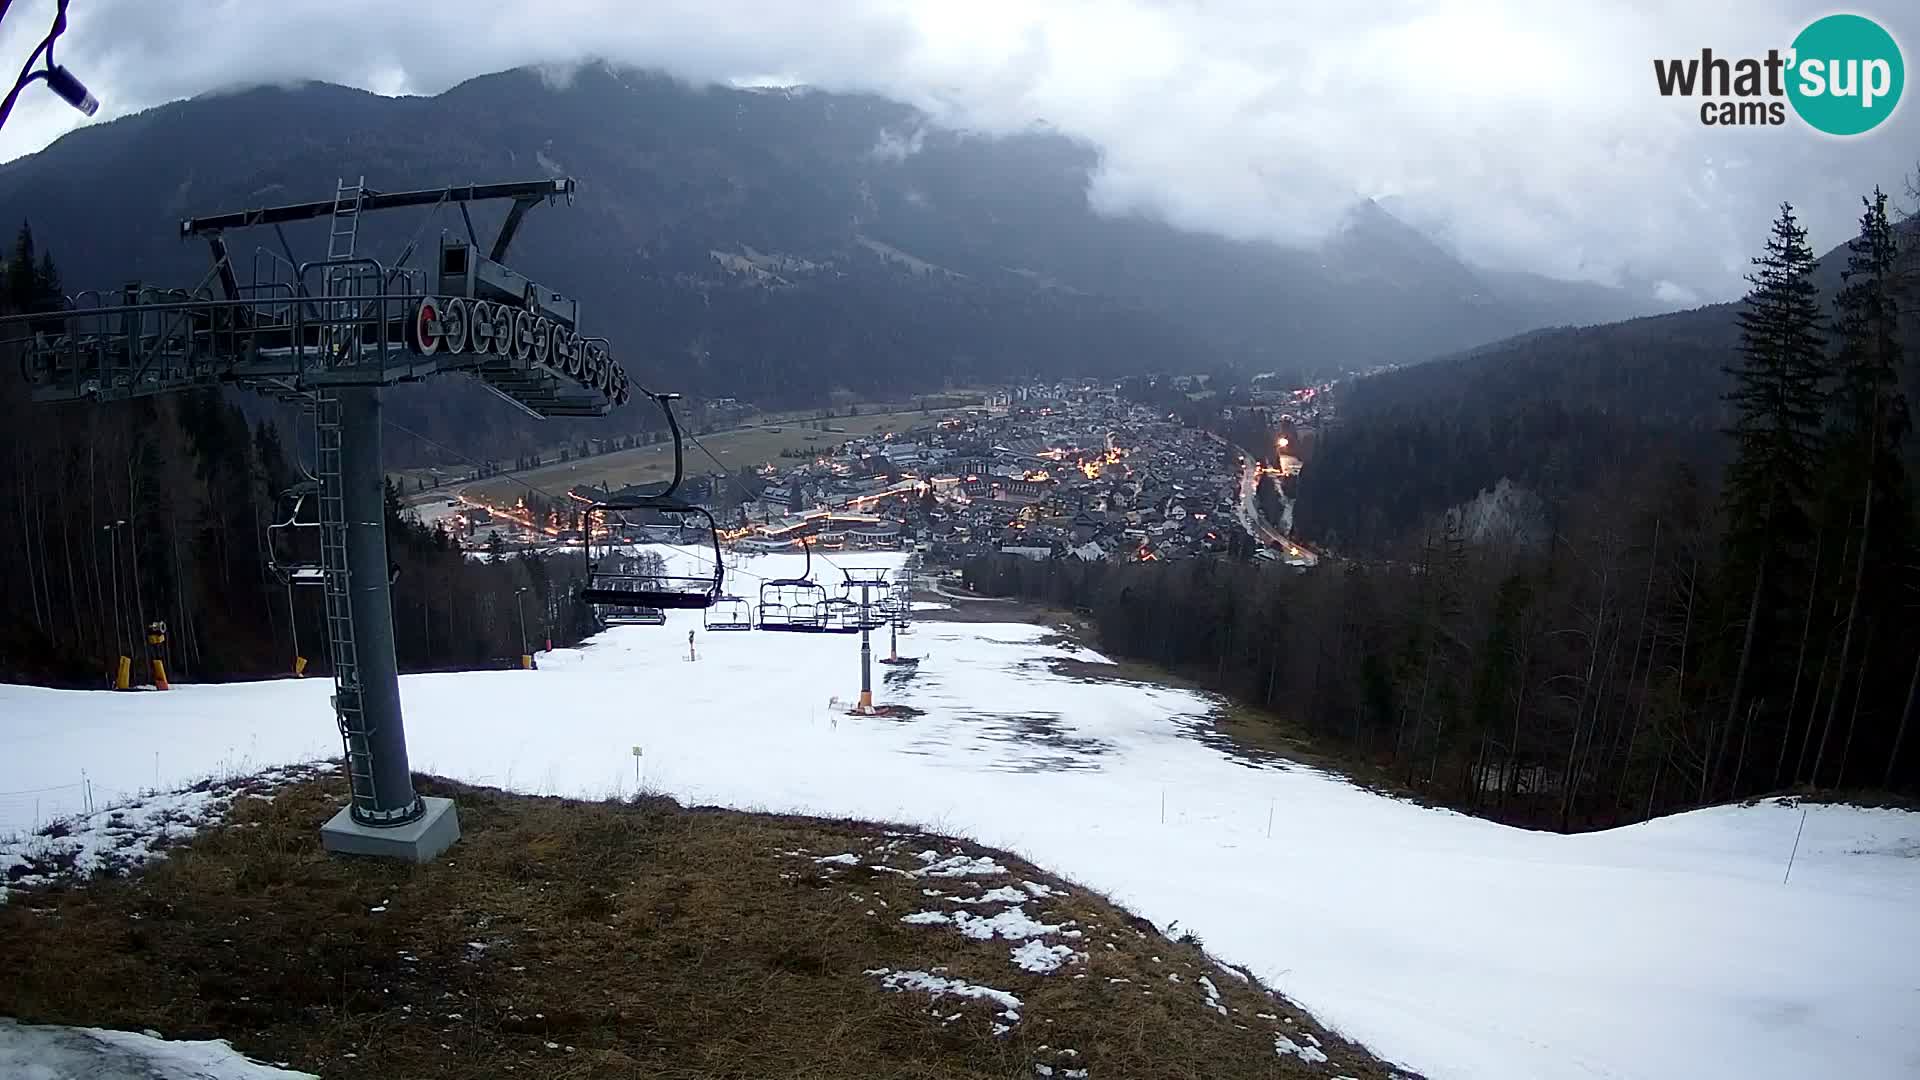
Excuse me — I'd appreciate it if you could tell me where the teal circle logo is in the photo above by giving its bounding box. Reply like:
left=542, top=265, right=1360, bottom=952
left=1787, top=14, right=1903, bottom=135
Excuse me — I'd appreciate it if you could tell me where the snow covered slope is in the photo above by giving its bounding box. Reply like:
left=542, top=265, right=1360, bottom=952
left=2, top=550, right=1915, bottom=1080
left=0, top=1019, right=316, bottom=1079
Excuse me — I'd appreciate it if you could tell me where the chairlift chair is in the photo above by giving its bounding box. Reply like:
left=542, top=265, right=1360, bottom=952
left=578, top=503, right=723, bottom=614
left=758, top=584, right=826, bottom=631
left=703, top=595, right=754, bottom=631
left=574, top=388, right=726, bottom=619
left=266, top=481, right=325, bottom=586
left=820, top=596, right=863, bottom=634
left=755, top=539, right=827, bottom=632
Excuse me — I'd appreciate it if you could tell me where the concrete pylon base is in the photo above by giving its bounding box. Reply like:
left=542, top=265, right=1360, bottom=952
left=319, top=796, right=461, bottom=862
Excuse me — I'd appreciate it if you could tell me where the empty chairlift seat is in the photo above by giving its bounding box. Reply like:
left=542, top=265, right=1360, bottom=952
left=757, top=581, right=827, bottom=631
left=578, top=499, right=724, bottom=623
left=819, top=597, right=864, bottom=634
left=703, top=595, right=754, bottom=631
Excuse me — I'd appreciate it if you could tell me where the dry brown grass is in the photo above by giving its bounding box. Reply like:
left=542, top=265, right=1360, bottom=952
left=910, top=590, right=1080, bottom=628
left=0, top=775, right=1415, bottom=1079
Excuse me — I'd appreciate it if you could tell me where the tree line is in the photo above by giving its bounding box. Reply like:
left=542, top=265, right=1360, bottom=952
left=964, top=194, right=1918, bottom=827
left=0, top=225, right=600, bottom=686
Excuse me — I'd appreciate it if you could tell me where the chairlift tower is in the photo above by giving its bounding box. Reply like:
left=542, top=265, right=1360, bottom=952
left=879, top=554, right=920, bottom=666
left=1, top=176, right=633, bottom=861
left=841, top=567, right=894, bottom=713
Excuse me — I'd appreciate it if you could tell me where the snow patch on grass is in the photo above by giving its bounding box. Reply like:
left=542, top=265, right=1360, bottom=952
left=950, top=905, right=1062, bottom=941
left=955, top=885, right=1032, bottom=904
left=1011, top=939, right=1085, bottom=974
left=0, top=763, right=331, bottom=903
left=916, top=854, right=1009, bottom=878
left=1276, top=1033, right=1329, bottom=1064
left=867, top=968, right=1022, bottom=1019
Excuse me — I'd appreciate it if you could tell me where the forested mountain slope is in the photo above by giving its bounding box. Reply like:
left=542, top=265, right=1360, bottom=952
left=0, top=65, right=1668, bottom=456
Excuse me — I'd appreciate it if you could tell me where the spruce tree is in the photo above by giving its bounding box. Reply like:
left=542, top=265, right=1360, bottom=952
left=1810, top=189, right=1910, bottom=786
left=5, top=223, right=35, bottom=312
left=34, top=250, right=61, bottom=306
left=1827, top=190, right=1907, bottom=477
left=1719, top=203, right=1827, bottom=758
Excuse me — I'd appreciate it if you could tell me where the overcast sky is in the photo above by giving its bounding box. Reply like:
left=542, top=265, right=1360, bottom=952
left=1, top=0, right=1914, bottom=301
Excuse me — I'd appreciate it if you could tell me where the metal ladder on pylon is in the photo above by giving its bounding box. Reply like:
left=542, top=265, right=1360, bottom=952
left=327, top=175, right=365, bottom=262
left=322, top=176, right=365, bottom=367
left=314, top=392, right=377, bottom=815
left=304, top=179, right=379, bottom=816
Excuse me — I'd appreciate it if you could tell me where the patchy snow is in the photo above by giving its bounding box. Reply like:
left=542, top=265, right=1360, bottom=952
left=1021, top=880, right=1063, bottom=899
left=1199, top=975, right=1229, bottom=1016
left=2, top=546, right=1916, bottom=1080
left=954, top=885, right=1032, bottom=904
left=813, top=852, right=861, bottom=866
left=912, top=601, right=954, bottom=611
left=1277, top=1033, right=1330, bottom=1065
left=0, top=1018, right=316, bottom=1078
left=867, top=968, right=1022, bottom=1016
left=898, top=906, right=1057, bottom=942
left=1011, top=939, right=1085, bottom=974
left=950, top=906, right=1062, bottom=942
left=1, top=764, right=329, bottom=902
left=916, top=854, right=1009, bottom=878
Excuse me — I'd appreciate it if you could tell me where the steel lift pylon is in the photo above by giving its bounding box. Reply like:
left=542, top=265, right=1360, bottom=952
left=5, top=175, right=635, bottom=861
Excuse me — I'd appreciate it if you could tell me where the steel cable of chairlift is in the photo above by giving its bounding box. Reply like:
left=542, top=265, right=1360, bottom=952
left=582, top=390, right=818, bottom=618
left=684, top=424, right=855, bottom=576
left=382, top=408, right=841, bottom=594
left=380, top=415, right=775, bottom=584
left=381, top=416, right=584, bottom=512
left=381, top=413, right=781, bottom=591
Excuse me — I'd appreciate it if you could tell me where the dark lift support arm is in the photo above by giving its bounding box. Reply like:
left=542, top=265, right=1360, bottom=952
left=181, top=178, right=575, bottom=302
left=180, top=178, right=576, bottom=238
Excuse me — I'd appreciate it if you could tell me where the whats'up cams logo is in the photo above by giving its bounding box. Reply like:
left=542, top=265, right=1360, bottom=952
left=1654, top=13, right=1903, bottom=135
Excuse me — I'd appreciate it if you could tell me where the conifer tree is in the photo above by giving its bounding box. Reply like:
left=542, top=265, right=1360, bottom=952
left=1719, top=203, right=1827, bottom=751
left=1811, top=190, right=1910, bottom=785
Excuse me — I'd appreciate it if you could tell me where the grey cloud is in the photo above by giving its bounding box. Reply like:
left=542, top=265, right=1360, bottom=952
left=1, top=0, right=1915, bottom=301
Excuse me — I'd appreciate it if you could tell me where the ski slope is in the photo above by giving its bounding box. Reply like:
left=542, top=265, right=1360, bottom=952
left=3, top=549, right=1916, bottom=1080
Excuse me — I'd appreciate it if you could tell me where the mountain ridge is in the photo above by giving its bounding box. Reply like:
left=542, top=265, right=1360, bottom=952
left=0, top=64, right=1673, bottom=450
